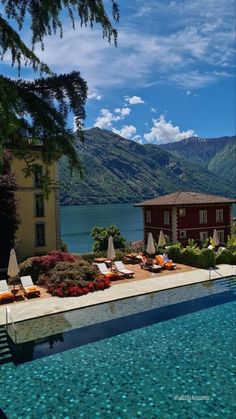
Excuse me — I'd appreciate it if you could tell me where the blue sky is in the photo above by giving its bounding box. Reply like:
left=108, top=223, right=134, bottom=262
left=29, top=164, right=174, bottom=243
left=1, top=0, right=235, bottom=144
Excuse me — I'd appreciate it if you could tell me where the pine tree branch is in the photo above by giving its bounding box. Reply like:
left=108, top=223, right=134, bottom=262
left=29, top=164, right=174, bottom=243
left=3, top=0, right=119, bottom=47
left=0, top=15, right=51, bottom=74
left=0, top=73, right=87, bottom=174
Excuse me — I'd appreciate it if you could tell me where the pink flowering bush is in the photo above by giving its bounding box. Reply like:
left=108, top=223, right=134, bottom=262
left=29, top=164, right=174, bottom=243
left=47, top=276, right=111, bottom=297
left=19, top=250, right=77, bottom=282
left=19, top=251, right=111, bottom=297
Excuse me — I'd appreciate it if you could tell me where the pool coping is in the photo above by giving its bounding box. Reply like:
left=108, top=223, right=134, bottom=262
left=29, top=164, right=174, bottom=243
left=0, top=264, right=235, bottom=325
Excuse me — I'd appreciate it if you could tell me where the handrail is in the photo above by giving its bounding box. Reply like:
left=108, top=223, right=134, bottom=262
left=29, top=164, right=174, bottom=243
left=209, top=267, right=224, bottom=281
left=5, top=306, right=17, bottom=344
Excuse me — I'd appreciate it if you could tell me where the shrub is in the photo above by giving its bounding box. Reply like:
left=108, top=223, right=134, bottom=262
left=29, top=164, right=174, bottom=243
left=226, top=235, right=236, bottom=253
left=196, top=249, right=215, bottom=269
left=81, top=252, right=98, bottom=263
left=186, top=238, right=198, bottom=249
left=60, top=240, right=68, bottom=252
left=167, top=244, right=182, bottom=263
left=46, top=260, right=98, bottom=288
left=19, top=251, right=77, bottom=282
left=231, top=251, right=236, bottom=264
left=215, top=249, right=233, bottom=265
left=47, top=275, right=111, bottom=297
left=181, top=248, right=198, bottom=267
left=115, top=250, right=126, bottom=261
left=155, top=246, right=165, bottom=255
left=0, top=151, right=20, bottom=269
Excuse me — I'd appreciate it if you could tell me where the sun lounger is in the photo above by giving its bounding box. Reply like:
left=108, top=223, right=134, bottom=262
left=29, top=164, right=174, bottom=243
left=140, top=256, right=162, bottom=273
left=156, top=255, right=176, bottom=270
left=0, top=280, right=14, bottom=303
left=95, top=263, right=118, bottom=279
left=20, top=276, right=40, bottom=297
left=114, top=261, right=134, bottom=278
left=141, top=263, right=162, bottom=273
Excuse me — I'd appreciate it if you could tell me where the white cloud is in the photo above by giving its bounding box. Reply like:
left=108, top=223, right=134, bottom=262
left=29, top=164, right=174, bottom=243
left=115, top=107, right=131, bottom=117
left=35, top=10, right=235, bottom=92
left=168, top=70, right=231, bottom=90
left=113, top=125, right=137, bottom=139
left=87, top=90, right=102, bottom=100
left=144, top=114, right=196, bottom=144
left=124, top=95, right=145, bottom=105
left=24, top=0, right=233, bottom=101
left=150, top=107, right=157, bottom=113
left=94, top=107, right=131, bottom=129
left=94, top=109, right=121, bottom=129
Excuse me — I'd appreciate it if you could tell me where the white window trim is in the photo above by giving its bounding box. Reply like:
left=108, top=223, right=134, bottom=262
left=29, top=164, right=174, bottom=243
left=217, top=230, right=224, bottom=243
left=200, top=231, right=208, bottom=242
left=34, top=193, right=45, bottom=218
left=164, top=211, right=170, bottom=225
left=146, top=210, right=152, bottom=224
left=35, top=222, right=46, bottom=247
left=179, top=208, right=186, bottom=217
left=199, top=210, right=207, bottom=224
left=216, top=209, right=223, bottom=223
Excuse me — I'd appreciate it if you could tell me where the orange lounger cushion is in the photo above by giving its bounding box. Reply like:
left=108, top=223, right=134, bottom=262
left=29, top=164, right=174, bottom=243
left=0, top=291, right=13, bottom=300
left=155, top=256, right=165, bottom=266
left=25, top=286, right=40, bottom=294
left=165, top=262, right=174, bottom=270
left=104, top=272, right=116, bottom=278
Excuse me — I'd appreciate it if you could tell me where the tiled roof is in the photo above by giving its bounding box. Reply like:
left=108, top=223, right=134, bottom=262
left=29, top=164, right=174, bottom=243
left=135, top=191, right=236, bottom=207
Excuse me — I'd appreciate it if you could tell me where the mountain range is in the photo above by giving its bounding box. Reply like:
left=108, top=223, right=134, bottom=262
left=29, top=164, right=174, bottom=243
left=160, top=135, right=235, bottom=183
left=59, top=128, right=235, bottom=205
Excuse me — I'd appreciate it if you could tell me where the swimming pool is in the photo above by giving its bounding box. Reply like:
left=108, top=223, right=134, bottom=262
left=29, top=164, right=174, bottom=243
left=0, top=277, right=236, bottom=418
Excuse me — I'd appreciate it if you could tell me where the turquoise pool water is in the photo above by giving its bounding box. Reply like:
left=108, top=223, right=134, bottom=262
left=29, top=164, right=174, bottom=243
left=0, top=297, right=235, bottom=418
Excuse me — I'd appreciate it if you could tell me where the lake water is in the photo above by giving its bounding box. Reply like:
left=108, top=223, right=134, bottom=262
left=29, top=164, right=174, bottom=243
left=61, top=203, right=236, bottom=254
left=60, top=203, right=143, bottom=253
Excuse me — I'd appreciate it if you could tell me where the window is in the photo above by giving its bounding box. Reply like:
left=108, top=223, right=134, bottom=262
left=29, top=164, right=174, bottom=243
left=34, top=166, right=43, bottom=188
left=200, top=231, right=208, bottom=242
left=146, top=210, right=151, bottom=223
left=217, top=230, right=224, bottom=243
left=216, top=209, right=223, bottom=223
left=35, top=223, right=45, bottom=247
left=179, top=208, right=186, bottom=217
left=199, top=210, right=207, bottom=224
left=35, top=194, right=44, bottom=217
left=164, top=211, right=170, bottom=225
left=179, top=231, right=186, bottom=239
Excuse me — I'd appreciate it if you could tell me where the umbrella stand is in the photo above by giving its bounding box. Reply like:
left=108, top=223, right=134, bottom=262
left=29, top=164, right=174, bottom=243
left=12, top=276, right=16, bottom=293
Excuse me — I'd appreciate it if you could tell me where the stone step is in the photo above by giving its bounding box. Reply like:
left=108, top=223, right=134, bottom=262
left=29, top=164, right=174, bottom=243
left=0, top=347, right=10, bottom=355
left=0, top=342, right=8, bottom=349
left=0, top=353, right=12, bottom=365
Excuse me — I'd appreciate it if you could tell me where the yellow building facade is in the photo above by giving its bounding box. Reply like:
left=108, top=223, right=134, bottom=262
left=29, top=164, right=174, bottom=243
left=11, top=149, right=61, bottom=262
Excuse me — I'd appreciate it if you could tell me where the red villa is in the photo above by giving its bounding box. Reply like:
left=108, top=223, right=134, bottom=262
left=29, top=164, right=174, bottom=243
left=135, top=191, right=236, bottom=246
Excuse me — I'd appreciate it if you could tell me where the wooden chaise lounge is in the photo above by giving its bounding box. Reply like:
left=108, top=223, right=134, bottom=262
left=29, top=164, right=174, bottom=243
left=0, top=280, right=14, bottom=304
left=20, top=276, right=41, bottom=298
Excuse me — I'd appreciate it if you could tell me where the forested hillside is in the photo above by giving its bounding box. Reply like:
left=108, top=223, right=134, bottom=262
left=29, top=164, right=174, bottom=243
left=59, top=128, right=235, bottom=205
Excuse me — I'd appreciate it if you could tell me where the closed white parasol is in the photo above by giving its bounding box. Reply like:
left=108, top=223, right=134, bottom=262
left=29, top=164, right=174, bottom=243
left=213, top=229, right=220, bottom=246
left=7, top=248, right=19, bottom=291
left=158, top=230, right=166, bottom=247
left=146, top=232, right=155, bottom=255
left=107, top=236, right=116, bottom=260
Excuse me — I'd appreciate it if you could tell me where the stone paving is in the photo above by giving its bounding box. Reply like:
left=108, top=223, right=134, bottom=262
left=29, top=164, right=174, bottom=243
left=0, top=264, right=235, bottom=325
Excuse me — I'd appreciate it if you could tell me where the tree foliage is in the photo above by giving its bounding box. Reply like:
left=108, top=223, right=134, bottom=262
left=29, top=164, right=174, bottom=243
left=0, top=151, right=20, bottom=269
left=0, top=0, right=119, bottom=177
left=91, top=225, right=126, bottom=252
